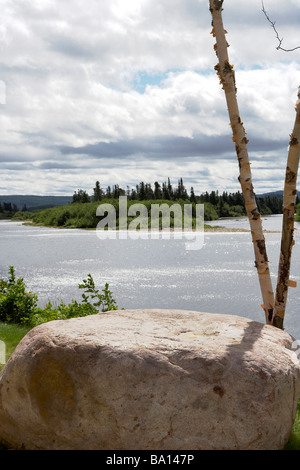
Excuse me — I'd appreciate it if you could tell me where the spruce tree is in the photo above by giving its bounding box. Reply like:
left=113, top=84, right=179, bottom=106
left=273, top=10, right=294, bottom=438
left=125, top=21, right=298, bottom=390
left=93, top=181, right=102, bottom=201
left=190, top=187, right=197, bottom=203
left=154, top=181, right=162, bottom=199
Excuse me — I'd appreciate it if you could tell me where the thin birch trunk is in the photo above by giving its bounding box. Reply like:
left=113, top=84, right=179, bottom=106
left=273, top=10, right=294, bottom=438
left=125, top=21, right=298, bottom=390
left=272, top=88, right=300, bottom=329
left=209, top=0, right=275, bottom=324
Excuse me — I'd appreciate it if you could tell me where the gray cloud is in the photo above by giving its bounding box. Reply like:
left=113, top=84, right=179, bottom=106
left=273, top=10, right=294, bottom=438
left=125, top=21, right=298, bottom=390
left=38, top=161, right=78, bottom=170
left=47, top=35, right=96, bottom=60
left=0, top=0, right=299, bottom=195
left=59, top=134, right=287, bottom=161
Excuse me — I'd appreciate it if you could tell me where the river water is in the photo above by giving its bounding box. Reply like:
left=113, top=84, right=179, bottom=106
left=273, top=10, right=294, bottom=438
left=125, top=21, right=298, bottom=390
left=0, top=215, right=299, bottom=339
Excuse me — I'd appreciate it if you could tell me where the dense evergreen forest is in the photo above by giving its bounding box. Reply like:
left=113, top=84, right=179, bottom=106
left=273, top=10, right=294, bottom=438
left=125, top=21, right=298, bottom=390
left=0, top=202, right=26, bottom=220
left=6, top=177, right=300, bottom=227
left=72, top=178, right=287, bottom=219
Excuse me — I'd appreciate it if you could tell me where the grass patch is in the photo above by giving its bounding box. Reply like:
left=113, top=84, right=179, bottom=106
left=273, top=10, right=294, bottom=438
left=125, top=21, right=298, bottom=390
left=284, top=401, right=300, bottom=450
left=0, top=322, right=30, bottom=371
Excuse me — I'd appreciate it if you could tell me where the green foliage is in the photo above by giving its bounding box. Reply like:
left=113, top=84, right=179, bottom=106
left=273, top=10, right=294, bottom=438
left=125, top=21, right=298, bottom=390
left=93, top=181, right=103, bottom=201
left=13, top=202, right=100, bottom=228
left=11, top=183, right=285, bottom=229
left=203, top=202, right=219, bottom=221
left=56, top=209, right=71, bottom=226
left=284, top=400, right=300, bottom=449
left=11, top=210, right=32, bottom=221
left=78, top=274, right=119, bottom=312
left=0, top=322, right=30, bottom=371
left=0, top=266, right=38, bottom=325
left=0, top=203, right=19, bottom=220
left=0, top=267, right=121, bottom=328
left=72, top=189, right=90, bottom=204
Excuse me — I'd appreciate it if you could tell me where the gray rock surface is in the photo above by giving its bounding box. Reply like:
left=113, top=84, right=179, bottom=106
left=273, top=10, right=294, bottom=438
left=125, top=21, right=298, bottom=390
left=0, top=309, right=300, bottom=450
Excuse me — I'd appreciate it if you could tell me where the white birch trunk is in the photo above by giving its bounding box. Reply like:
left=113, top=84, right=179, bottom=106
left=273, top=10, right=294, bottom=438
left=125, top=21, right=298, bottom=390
left=272, top=89, right=300, bottom=329
left=209, top=0, right=275, bottom=324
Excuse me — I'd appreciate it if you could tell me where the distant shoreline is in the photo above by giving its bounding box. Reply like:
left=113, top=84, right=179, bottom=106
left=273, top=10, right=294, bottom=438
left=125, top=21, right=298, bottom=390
left=204, top=226, right=280, bottom=233
left=4, top=219, right=281, bottom=233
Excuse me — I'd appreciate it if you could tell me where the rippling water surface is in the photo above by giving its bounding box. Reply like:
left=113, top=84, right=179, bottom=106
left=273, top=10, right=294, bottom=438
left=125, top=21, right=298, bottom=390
left=0, top=215, right=299, bottom=338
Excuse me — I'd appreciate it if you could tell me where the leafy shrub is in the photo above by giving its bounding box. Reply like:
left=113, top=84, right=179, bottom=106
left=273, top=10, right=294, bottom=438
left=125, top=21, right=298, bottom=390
left=12, top=211, right=32, bottom=221
left=0, top=266, right=38, bottom=325
left=56, top=209, right=71, bottom=226
left=0, top=267, right=122, bottom=327
left=78, top=274, right=119, bottom=312
left=228, top=204, right=246, bottom=216
left=204, top=202, right=219, bottom=221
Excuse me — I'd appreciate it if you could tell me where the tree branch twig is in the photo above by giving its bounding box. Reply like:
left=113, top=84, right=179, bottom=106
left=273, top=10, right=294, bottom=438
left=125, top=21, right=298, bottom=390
left=261, top=1, right=300, bottom=52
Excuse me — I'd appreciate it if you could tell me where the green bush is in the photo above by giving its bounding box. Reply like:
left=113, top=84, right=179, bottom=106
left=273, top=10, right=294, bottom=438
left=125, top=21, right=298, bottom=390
left=56, top=209, right=71, bottom=226
left=0, top=267, right=38, bottom=325
left=0, top=267, right=122, bottom=327
left=12, top=198, right=219, bottom=229
left=204, top=202, right=219, bottom=221
left=12, top=211, right=32, bottom=221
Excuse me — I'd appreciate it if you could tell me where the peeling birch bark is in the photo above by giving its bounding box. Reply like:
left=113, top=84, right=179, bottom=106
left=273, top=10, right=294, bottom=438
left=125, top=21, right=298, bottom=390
left=272, top=88, right=300, bottom=329
left=209, top=0, right=275, bottom=324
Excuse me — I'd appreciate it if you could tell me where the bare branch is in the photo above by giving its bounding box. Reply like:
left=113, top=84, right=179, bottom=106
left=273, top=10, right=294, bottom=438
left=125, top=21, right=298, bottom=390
left=261, top=1, right=300, bottom=52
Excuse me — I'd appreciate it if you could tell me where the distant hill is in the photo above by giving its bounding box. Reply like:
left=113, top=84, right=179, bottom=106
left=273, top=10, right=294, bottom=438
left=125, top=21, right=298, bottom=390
left=0, top=195, right=73, bottom=211
left=257, top=190, right=283, bottom=198
left=0, top=190, right=286, bottom=212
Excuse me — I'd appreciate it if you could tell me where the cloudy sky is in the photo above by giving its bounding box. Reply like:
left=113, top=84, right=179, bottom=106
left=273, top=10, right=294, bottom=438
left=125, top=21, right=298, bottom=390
left=1, top=0, right=300, bottom=196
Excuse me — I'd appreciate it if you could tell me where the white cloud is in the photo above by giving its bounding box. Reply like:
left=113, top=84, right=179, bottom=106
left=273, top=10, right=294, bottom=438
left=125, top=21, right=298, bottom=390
left=0, top=0, right=299, bottom=195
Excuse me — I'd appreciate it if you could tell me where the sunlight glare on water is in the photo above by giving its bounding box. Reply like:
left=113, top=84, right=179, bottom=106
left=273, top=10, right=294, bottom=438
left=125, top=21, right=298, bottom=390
left=0, top=215, right=299, bottom=338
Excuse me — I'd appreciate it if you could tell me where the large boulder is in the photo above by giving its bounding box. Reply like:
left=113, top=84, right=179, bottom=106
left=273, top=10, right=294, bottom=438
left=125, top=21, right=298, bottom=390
left=0, top=309, right=300, bottom=450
